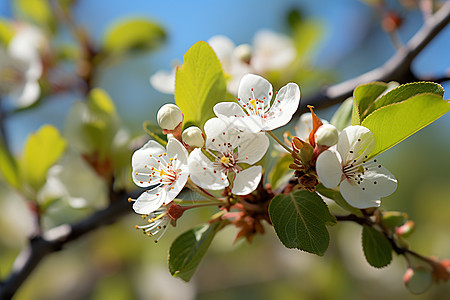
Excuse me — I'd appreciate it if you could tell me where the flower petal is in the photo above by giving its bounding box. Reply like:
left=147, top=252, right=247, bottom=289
left=340, top=179, right=381, bottom=209
left=204, top=117, right=238, bottom=152
left=213, top=102, right=246, bottom=118
left=133, top=189, right=167, bottom=214
left=132, top=140, right=165, bottom=170
left=149, top=68, right=176, bottom=94
left=359, top=162, right=397, bottom=198
left=238, top=74, right=272, bottom=109
left=232, top=166, right=262, bottom=195
left=188, top=148, right=228, bottom=190
left=337, top=125, right=375, bottom=165
left=166, top=138, right=189, bottom=167
left=236, top=132, right=269, bottom=164
left=264, top=82, right=300, bottom=130
left=166, top=171, right=189, bottom=204
left=316, top=149, right=343, bottom=189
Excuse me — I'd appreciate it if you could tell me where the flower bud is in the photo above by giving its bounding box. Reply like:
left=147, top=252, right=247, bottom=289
left=157, top=104, right=183, bottom=131
left=182, top=126, right=204, bottom=148
left=315, top=124, right=339, bottom=147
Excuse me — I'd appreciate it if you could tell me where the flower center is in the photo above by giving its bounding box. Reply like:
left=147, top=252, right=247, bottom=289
left=135, top=153, right=181, bottom=188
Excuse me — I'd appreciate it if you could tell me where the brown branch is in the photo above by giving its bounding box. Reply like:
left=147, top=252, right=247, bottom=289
left=0, top=189, right=138, bottom=300
left=299, top=1, right=450, bottom=112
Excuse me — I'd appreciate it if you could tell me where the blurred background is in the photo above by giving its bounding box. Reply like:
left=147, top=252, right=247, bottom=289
left=1, top=0, right=450, bottom=299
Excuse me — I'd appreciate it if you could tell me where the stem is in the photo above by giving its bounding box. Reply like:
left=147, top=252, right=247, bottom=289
left=186, top=178, right=222, bottom=202
left=266, top=130, right=292, bottom=154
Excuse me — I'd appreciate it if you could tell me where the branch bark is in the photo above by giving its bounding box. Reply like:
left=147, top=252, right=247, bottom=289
left=0, top=190, right=137, bottom=300
left=299, top=1, right=450, bottom=112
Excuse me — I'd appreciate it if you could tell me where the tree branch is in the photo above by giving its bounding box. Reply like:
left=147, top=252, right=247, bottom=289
left=0, top=190, right=137, bottom=300
left=299, top=1, right=450, bottom=112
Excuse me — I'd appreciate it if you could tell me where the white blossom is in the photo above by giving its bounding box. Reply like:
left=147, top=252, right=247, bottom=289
left=316, top=125, right=397, bottom=208
left=131, top=138, right=189, bottom=214
left=188, top=117, right=269, bottom=195
left=214, top=74, right=300, bottom=133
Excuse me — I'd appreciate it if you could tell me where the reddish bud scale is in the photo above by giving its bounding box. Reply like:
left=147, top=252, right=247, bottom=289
left=167, top=204, right=185, bottom=221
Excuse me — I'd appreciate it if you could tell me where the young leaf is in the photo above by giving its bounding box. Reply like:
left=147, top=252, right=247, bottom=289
left=20, top=125, right=67, bottom=192
left=14, top=0, right=54, bottom=28
left=0, top=138, right=20, bottom=189
left=269, top=190, right=336, bottom=256
left=0, top=19, right=14, bottom=45
left=102, top=18, right=166, bottom=55
left=169, top=221, right=226, bottom=282
left=330, top=97, right=353, bottom=131
left=362, top=82, right=444, bottom=120
left=142, top=121, right=167, bottom=147
left=352, top=82, right=388, bottom=125
left=362, top=225, right=392, bottom=268
left=175, top=41, right=227, bottom=129
left=361, top=93, right=450, bottom=157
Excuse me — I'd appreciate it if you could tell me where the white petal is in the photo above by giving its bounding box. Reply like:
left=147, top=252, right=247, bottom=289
left=166, top=138, right=189, bottom=166
left=213, top=102, right=246, bottom=118
left=238, top=74, right=272, bottom=109
left=132, top=140, right=165, bottom=170
left=264, top=82, right=300, bottom=130
left=232, top=166, right=262, bottom=195
left=316, top=149, right=343, bottom=189
left=12, top=80, right=40, bottom=107
left=208, top=35, right=235, bottom=67
left=338, top=125, right=375, bottom=165
left=150, top=69, right=176, bottom=94
left=237, top=132, right=269, bottom=164
left=340, top=180, right=381, bottom=209
left=359, top=162, right=397, bottom=198
left=188, top=148, right=228, bottom=190
left=133, top=189, right=167, bottom=214
left=204, top=118, right=237, bottom=151
left=165, top=171, right=189, bottom=204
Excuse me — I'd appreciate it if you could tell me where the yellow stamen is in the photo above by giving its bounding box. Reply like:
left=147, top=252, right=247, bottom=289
left=150, top=212, right=167, bottom=222
left=220, top=156, right=230, bottom=165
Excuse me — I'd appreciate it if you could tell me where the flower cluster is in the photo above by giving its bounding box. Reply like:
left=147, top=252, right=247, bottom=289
left=130, top=73, right=398, bottom=241
left=150, top=30, right=295, bottom=95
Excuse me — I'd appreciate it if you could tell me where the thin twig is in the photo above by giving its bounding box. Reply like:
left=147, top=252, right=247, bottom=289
left=298, top=1, right=450, bottom=113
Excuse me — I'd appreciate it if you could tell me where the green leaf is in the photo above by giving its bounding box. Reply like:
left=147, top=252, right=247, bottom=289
left=20, top=125, right=67, bottom=192
left=102, top=18, right=166, bottom=55
left=65, top=88, right=118, bottom=158
left=361, top=93, right=450, bottom=157
left=175, top=41, right=227, bottom=129
left=14, top=0, right=54, bottom=28
left=269, top=190, right=336, bottom=256
left=268, top=154, right=294, bottom=190
left=142, top=121, right=167, bottom=147
left=0, top=19, right=14, bottom=46
left=362, top=82, right=444, bottom=121
left=380, top=211, right=408, bottom=230
left=362, top=225, right=392, bottom=268
left=169, top=221, right=226, bottom=282
left=330, top=97, right=353, bottom=131
left=352, top=82, right=388, bottom=125
left=0, top=138, right=20, bottom=188
left=315, top=184, right=362, bottom=216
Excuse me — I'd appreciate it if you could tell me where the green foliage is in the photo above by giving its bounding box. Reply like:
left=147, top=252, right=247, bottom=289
left=14, top=0, right=54, bottom=28
left=65, top=88, right=118, bottom=158
left=0, top=138, right=20, bottom=189
left=142, top=121, right=167, bottom=147
left=168, top=221, right=226, bottom=282
left=175, top=41, right=227, bottom=129
left=102, top=18, right=166, bottom=55
left=361, top=225, right=392, bottom=268
left=269, top=190, right=336, bottom=256
left=380, top=211, right=408, bottom=230
left=330, top=97, right=353, bottom=131
left=268, top=154, right=293, bottom=190
left=20, top=125, right=67, bottom=193
left=0, top=19, right=14, bottom=46
left=352, top=82, right=450, bottom=157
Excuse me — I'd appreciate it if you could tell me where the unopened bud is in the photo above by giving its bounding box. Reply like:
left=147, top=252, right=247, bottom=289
left=315, top=124, right=339, bottom=147
left=157, top=104, right=183, bottom=131
left=395, top=220, right=415, bottom=237
left=233, top=44, right=252, bottom=64
left=404, top=267, right=433, bottom=295
left=182, top=126, right=204, bottom=148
